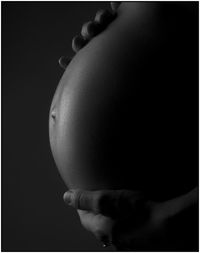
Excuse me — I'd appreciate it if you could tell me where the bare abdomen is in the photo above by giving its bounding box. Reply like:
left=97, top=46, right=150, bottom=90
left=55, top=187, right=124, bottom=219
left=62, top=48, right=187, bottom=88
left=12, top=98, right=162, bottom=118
left=49, top=3, right=197, bottom=199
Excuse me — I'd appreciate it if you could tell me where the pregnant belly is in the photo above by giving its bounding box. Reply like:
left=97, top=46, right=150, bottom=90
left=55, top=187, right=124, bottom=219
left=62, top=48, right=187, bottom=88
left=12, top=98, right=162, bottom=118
left=49, top=3, right=197, bottom=196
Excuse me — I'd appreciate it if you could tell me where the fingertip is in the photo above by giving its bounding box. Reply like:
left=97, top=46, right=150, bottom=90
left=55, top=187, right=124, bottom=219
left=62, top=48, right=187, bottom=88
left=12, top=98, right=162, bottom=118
left=63, top=191, right=73, bottom=205
left=94, top=9, right=115, bottom=26
left=58, top=56, right=71, bottom=69
left=64, top=189, right=85, bottom=210
left=81, top=21, right=100, bottom=40
left=110, top=2, right=121, bottom=12
left=72, top=35, right=88, bottom=53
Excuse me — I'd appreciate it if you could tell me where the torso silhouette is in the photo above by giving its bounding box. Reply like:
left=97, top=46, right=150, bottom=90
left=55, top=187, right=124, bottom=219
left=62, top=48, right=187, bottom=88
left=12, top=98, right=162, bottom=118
left=49, top=3, right=198, bottom=201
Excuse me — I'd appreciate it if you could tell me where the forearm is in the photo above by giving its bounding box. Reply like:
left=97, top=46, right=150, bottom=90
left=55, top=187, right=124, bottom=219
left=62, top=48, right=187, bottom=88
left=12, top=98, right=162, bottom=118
left=158, top=187, right=198, bottom=250
left=162, top=187, right=198, bottom=219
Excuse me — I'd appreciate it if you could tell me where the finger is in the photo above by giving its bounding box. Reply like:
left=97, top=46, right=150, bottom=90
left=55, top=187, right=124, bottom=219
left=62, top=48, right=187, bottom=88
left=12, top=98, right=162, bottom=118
left=64, top=189, right=146, bottom=218
left=58, top=56, right=71, bottom=69
left=110, top=2, right=121, bottom=12
left=81, top=21, right=101, bottom=40
left=64, top=189, right=101, bottom=212
left=72, top=35, right=88, bottom=53
left=94, top=9, right=116, bottom=27
left=63, top=189, right=122, bottom=216
left=77, top=210, right=114, bottom=247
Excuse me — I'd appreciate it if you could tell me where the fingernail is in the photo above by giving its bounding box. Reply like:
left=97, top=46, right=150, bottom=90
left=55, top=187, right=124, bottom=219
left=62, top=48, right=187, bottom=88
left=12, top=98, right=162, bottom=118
left=59, top=56, right=71, bottom=69
left=63, top=190, right=73, bottom=205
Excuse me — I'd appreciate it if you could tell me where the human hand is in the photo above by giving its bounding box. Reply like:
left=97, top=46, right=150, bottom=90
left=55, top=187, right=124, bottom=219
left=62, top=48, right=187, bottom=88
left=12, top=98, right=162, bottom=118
left=59, top=2, right=121, bottom=69
left=63, top=189, right=168, bottom=250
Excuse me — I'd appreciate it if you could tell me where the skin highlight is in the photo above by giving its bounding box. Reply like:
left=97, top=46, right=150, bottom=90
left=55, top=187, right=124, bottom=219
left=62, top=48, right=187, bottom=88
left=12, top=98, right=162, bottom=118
left=50, top=2, right=198, bottom=250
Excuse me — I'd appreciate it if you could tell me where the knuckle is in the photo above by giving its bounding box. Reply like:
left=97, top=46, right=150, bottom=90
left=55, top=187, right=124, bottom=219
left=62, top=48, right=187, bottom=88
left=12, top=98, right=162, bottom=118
left=73, top=189, right=83, bottom=209
left=77, top=191, right=85, bottom=209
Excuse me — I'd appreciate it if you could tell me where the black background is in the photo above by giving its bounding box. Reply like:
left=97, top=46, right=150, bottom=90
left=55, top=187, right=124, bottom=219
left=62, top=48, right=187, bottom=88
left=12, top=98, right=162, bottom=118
left=2, top=2, right=114, bottom=251
left=2, top=2, right=199, bottom=252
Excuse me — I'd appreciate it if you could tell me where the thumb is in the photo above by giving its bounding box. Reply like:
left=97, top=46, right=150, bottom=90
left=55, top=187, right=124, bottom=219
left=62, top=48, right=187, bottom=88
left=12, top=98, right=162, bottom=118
left=63, top=189, right=98, bottom=211
left=63, top=189, right=145, bottom=218
left=63, top=189, right=116, bottom=214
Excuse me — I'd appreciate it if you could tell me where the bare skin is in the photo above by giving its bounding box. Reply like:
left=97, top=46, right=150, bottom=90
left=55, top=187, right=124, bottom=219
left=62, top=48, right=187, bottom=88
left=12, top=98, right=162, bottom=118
left=63, top=187, right=198, bottom=250
left=59, top=3, right=120, bottom=69
left=50, top=2, right=198, bottom=250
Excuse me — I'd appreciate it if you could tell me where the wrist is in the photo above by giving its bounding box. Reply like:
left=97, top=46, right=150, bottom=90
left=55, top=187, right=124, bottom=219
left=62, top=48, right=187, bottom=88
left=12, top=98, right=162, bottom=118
left=147, top=187, right=198, bottom=227
left=160, top=187, right=198, bottom=220
left=146, top=200, right=168, bottom=224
